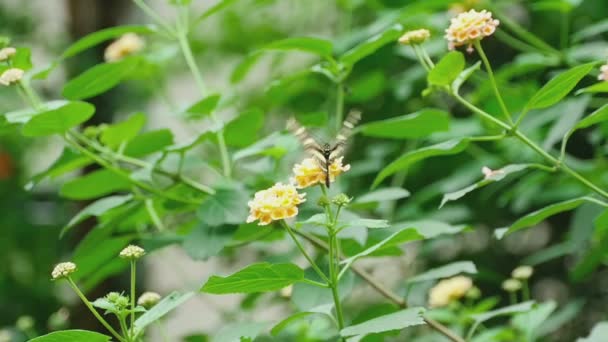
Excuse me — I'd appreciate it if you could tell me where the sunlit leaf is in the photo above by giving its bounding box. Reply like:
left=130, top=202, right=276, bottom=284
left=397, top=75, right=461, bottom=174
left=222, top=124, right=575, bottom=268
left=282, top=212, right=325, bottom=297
left=22, top=101, right=95, bottom=137
left=354, top=187, right=410, bottom=204
left=63, top=57, right=141, bottom=100
left=134, top=292, right=194, bottom=334
left=224, top=109, right=264, bottom=147
left=340, top=228, right=422, bottom=269
left=201, top=262, right=304, bottom=294
left=100, top=112, right=146, bottom=148
left=428, top=51, right=465, bottom=86
left=124, top=129, right=174, bottom=157
left=452, top=61, right=481, bottom=93
left=340, top=24, right=403, bottom=67
left=185, top=94, right=221, bottom=119
left=62, top=195, right=133, bottom=237
left=340, top=307, right=426, bottom=337
left=407, top=261, right=477, bottom=283
left=29, top=330, right=110, bottom=342
left=525, top=63, right=595, bottom=111
left=359, top=109, right=450, bottom=139
left=60, top=169, right=131, bottom=200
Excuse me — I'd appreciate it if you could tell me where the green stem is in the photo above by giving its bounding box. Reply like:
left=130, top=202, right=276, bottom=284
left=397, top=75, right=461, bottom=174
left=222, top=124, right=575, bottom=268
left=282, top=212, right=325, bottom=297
left=67, top=278, right=126, bottom=342
left=18, top=81, right=42, bottom=110
left=417, top=44, right=435, bottom=68
left=132, top=0, right=176, bottom=36
left=560, top=10, right=569, bottom=50
left=145, top=199, right=166, bottom=231
left=335, top=82, right=345, bottom=131
left=411, top=45, right=430, bottom=72
left=130, top=260, right=136, bottom=338
left=474, top=40, right=513, bottom=125
left=176, top=32, right=231, bottom=178
left=494, top=30, right=541, bottom=54
left=281, top=221, right=330, bottom=284
left=119, top=315, right=130, bottom=341
left=522, top=280, right=530, bottom=301
left=329, top=232, right=346, bottom=335
left=509, top=291, right=517, bottom=305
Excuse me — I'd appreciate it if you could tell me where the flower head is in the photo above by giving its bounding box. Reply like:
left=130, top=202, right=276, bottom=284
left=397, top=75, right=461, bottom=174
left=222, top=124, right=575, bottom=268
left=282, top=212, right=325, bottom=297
left=137, top=291, right=161, bottom=309
left=0, top=47, right=16, bottom=61
left=291, top=157, right=351, bottom=189
left=502, top=278, right=522, bottom=292
left=247, top=183, right=306, bottom=225
left=428, top=275, right=473, bottom=307
left=51, top=262, right=77, bottom=280
left=598, top=63, right=608, bottom=81
left=0, top=68, right=24, bottom=86
left=106, top=292, right=130, bottom=309
left=445, top=9, right=499, bottom=52
left=119, top=245, right=146, bottom=259
left=512, top=265, right=534, bottom=280
left=0, top=329, right=11, bottom=342
left=398, top=29, right=431, bottom=45
left=104, top=33, right=144, bottom=62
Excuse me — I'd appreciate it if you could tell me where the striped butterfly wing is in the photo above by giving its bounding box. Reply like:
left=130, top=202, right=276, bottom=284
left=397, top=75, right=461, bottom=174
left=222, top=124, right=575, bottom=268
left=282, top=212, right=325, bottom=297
left=329, top=110, right=362, bottom=161
left=286, top=118, right=328, bottom=172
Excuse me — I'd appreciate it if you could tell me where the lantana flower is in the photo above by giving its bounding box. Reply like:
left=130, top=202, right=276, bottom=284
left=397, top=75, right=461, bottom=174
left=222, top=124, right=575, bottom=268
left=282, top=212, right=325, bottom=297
left=398, top=29, right=431, bottom=45
left=0, top=47, right=16, bottom=61
left=104, top=33, right=144, bottom=62
left=0, top=68, right=24, bottom=86
left=291, top=157, right=351, bottom=189
left=247, top=183, right=306, bottom=225
left=51, top=262, right=77, bottom=280
left=598, top=63, right=608, bottom=81
left=445, top=9, right=499, bottom=52
left=428, top=275, right=473, bottom=307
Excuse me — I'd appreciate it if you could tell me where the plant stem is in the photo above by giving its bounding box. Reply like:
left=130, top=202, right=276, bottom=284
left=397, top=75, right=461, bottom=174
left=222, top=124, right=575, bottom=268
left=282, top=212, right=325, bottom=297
left=132, top=0, right=176, bottom=36
left=145, top=199, right=166, bottom=231
left=67, top=278, right=126, bottom=342
left=474, top=40, right=513, bottom=125
left=417, top=44, right=435, bottom=68
left=328, top=231, right=345, bottom=335
left=130, top=260, right=136, bottom=338
left=294, top=230, right=465, bottom=342
left=281, top=221, right=330, bottom=284
left=411, top=46, right=430, bottom=72
left=176, top=32, right=232, bottom=179
left=522, top=280, right=530, bottom=301
left=335, top=82, right=345, bottom=131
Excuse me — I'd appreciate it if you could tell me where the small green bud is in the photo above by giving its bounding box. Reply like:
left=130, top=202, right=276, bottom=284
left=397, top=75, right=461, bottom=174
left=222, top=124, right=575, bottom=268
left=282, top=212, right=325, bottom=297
left=465, top=286, right=481, bottom=300
left=317, top=195, right=330, bottom=207
left=332, top=193, right=351, bottom=207
left=106, top=292, right=121, bottom=302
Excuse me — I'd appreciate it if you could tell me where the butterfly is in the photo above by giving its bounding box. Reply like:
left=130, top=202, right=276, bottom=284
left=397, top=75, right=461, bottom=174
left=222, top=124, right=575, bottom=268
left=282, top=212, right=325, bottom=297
left=287, top=110, right=362, bottom=187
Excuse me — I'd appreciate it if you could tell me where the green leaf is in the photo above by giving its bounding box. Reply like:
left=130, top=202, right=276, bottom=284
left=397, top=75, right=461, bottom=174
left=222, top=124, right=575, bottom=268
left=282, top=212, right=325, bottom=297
left=134, top=292, right=194, bottom=334
left=577, top=82, right=608, bottom=94
left=452, top=61, right=481, bottom=93
left=183, top=225, right=234, bottom=260
left=62, top=195, right=133, bottom=237
left=213, top=322, right=269, bottom=342
left=354, top=187, right=410, bottom=204
left=498, top=197, right=590, bottom=237
left=373, top=138, right=469, bottom=188
left=394, top=220, right=470, bottom=239
left=29, top=330, right=111, bottom=342
left=230, top=52, right=262, bottom=83
left=22, top=101, right=95, bottom=137
left=201, top=262, right=304, bottom=294
left=264, top=37, right=333, bottom=57
left=578, top=321, right=608, bottom=341
left=62, top=26, right=154, bottom=59
left=572, top=19, right=608, bottom=42
left=100, top=112, right=146, bottom=148
left=471, top=301, right=535, bottom=326
left=572, top=103, right=608, bottom=131
left=359, top=109, right=450, bottom=139
left=525, top=63, right=595, bottom=110
left=340, top=24, right=403, bottom=67
left=407, top=261, right=477, bottom=283
left=60, top=169, right=131, bottom=200
left=63, top=57, right=141, bottom=100
left=3, top=100, right=69, bottom=124
left=195, top=0, right=239, bottom=23
left=124, top=129, right=174, bottom=157
left=13, top=47, right=33, bottom=71
left=440, top=164, right=531, bottom=208
left=340, top=307, right=426, bottom=337
left=71, top=231, right=132, bottom=284
left=428, top=51, right=465, bottom=86
left=197, top=184, right=249, bottom=226
left=512, top=301, right=556, bottom=341
left=340, top=228, right=423, bottom=269
left=26, top=147, right=91, bottom=189
left=224, top=109, right=264, bottom=147
left=185, top=94, right=221, bottom=119
left=270, top=311, right=331, bottom=336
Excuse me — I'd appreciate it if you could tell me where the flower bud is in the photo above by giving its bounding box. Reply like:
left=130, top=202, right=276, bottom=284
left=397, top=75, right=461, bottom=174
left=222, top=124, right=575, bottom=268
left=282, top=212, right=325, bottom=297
left=398, top=29, right=431, bottom=45
left=51, top=262, right=77, bottom=280
left=502, top=278, right=522, bottom=292
left=511, top=265, right=533, bottom=280
left=119, top=245, right=146, bottom=259
left=332, top=193, right=352, bottom=207
left=137, top=292, right=161, bottom=309
left=317, top=195, right=330, bottom=207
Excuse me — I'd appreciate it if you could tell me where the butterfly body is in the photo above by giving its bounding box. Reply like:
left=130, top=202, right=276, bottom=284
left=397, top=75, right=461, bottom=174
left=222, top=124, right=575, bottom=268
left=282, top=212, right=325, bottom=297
left=287, top=111, right=361, bottom=188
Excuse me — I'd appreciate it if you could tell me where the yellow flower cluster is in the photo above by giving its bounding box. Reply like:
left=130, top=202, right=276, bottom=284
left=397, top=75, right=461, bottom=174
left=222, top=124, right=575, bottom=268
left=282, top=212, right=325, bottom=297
left=598, top=63, right=608, bottom=81
left=247, top=183, right=306, bottom=225
left=398, top=29, right=431, bottom=45
left=104, top=33, right=144, bottom=62
left=428, top=275, right=473, bottom=307
left=291, top=157, right=351, bottom=189
left=445, top=9, right=499, bottom=52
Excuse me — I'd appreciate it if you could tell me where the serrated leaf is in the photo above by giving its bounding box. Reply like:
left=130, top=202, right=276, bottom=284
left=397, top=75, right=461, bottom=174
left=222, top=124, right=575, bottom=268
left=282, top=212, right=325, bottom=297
left=63, top=57, right=141, bottom=100
left=197, top=184, right=249, bottom=226
left=100, top=112, right=146, bottom=147
left=340, top=307, right=426, bottom=337
left=440, top=164, right=531, bottom=208
left=28, top=330, right=111, bottom=342
left=452, top=61, right=481, bottom=93
left=354, top=187, right=410, bottom=204
left=201, top=262, right=304, bottom=294
left=525, top=63, right=595, bottom=111
left=498, top=197, right=591, bottom=237
left=407, top=261, right=477, bottom=283
left=62, top=195, right=133, bottom=237
left=60, top=169, right=131, bottom=200
left=428, top=51, right=465, bottom=86
left=22, top=101, right=95, bottom=137
left=359, top=109, right=450, bottom=139
left=340, top=24, right=403, bottom=67
left=133, top=292, right=194, bottom=334
left=373, top=138, right=469, bottom=188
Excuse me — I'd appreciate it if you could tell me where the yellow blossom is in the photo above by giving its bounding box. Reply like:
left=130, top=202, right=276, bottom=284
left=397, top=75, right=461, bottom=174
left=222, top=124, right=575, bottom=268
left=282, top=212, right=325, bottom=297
left=428, top=275, right=473, bottom=307
left=247, top=183, right=306, bottom=225
left=445, top=9, right=499, bottom=52
left=0, top=47, right=16, bottom=61
left=398, top=29, right=431, bottom=45
left=598, top=64, right=608, bottom=81
left=0, top=68, right=24, bottom=86
left=104, top=33, right=144, bottom=62
left=291, top=157, right=351, bottom=189
left=51, top=262, right=77, bottom=280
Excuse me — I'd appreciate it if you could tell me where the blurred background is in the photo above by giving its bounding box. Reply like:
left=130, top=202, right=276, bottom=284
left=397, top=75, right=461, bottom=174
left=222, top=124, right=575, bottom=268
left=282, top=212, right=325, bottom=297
left=1, top=0, right=608, bottom=341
